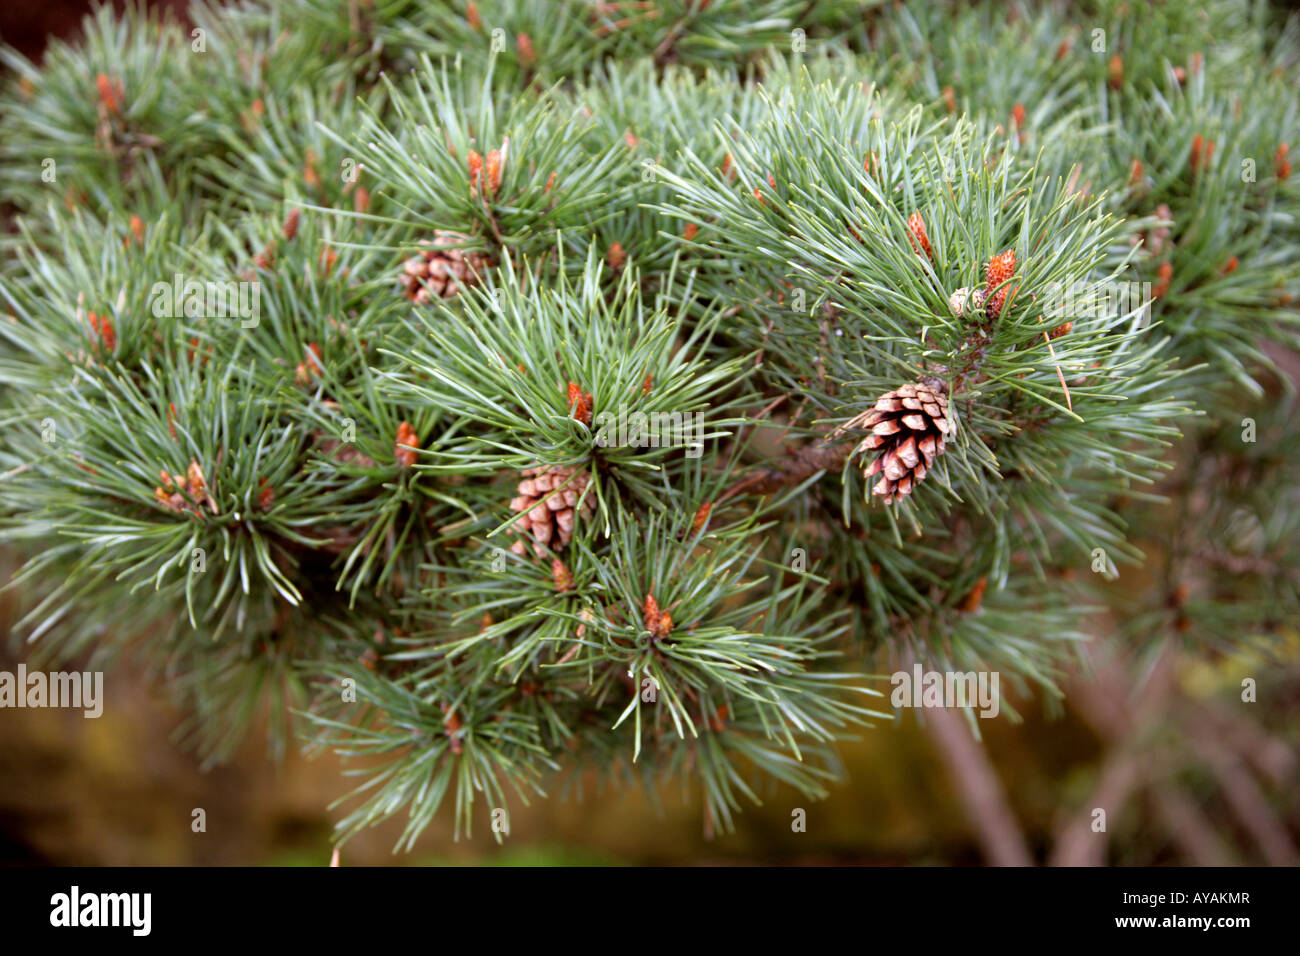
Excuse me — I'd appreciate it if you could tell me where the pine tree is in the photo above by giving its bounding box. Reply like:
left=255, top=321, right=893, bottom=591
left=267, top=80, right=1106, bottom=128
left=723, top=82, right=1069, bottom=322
left=0, top=0, right=1296, bottom=852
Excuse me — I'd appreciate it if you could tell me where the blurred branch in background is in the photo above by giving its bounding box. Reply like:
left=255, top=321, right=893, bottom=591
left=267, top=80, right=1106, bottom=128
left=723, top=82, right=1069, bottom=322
left=923, top=704, right=1034, bottom=867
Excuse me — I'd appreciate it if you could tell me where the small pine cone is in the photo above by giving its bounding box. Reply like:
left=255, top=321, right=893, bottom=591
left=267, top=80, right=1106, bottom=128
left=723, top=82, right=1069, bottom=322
left=849, top=377, right=950, bottom=504
left=294, top=341, right=323, bottom=385
left=516, top=33, right=535, bottom=67
left=155, top=470, right=188, bottom=513
left=468, top=151, right=483, bottom=194
left=643, top=593, right=673, bottom=640
left=607, top=242, right=626, bottom=271
left=567, top=382, right=593, bottom=425
left=984, top=249, right=1017, bottom=319
left=1153, top=261, right=1173, bottom=299
left=87, top=311, right=116, bottom=352
left=552, top=558, right=575, bottom=592
left=1107, top=54, right=1123, bottom=89
left=1146, top=204, right=1173, bottom=257
left=316, top=431, right=377, bottom=469
left=1128, top=157, right=1144, bottom=187
left=485, top=148, right=505, bottom=195
left=948, top=286, right=986, bottom=317
left=96, top=73, right=123, bottom=114
left=691, top=501, right=711, bottom=535
left=907, top=212, right=932, bottom=260
left=154, top=457, right=217, bottom=515
left=394, top=421, right=419, bottom=468
left=508, top=465, right=596, bottom=558
left=398, top=231, right=490, bottom=303
left=1189, top=134, right=1216, bottom=176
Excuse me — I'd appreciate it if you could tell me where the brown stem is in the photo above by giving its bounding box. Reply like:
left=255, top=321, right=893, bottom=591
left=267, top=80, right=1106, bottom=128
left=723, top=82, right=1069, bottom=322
left=1048, top=746, right=1144, bottom=866
left=1196, top=704, right=1296, bottom=785
left=924, top=705, right=1034, bottom=866
left=652, top=14, right=690, bottom=66
left=719, top=435, right=853, bottom=502
left=1050, top=640, right=1178, bottom=866
left=1183, top=715, right=1300, bottom=866
left=1147, top=784, right=1234, bottom=866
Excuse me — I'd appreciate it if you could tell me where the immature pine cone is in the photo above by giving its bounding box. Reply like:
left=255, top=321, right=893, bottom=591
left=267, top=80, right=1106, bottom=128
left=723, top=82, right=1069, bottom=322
left=848, top=377, right=950, bottom=504
left=984, top=249, right=1017, bottom=319
left=508, top=465, right=596, bottom=557
left=907, top=212, right=932, bottom=261
left=399, top=231, right=489, bottom=303
left=948, top=286, right=986, bottom=317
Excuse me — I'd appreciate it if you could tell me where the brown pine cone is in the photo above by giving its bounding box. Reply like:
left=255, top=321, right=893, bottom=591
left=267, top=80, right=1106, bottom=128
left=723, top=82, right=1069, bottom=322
left=847, top=376, right=950, bottom=504
left=399, top=231, right=490, bottom=303
left=314, top=430, right=378, bottom=469
left=508, top=465, right=595, bottom=558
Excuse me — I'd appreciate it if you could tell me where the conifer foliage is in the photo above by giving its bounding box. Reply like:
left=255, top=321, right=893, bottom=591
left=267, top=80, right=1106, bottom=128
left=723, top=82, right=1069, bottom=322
left=0, top=0, right=1296, bottom=849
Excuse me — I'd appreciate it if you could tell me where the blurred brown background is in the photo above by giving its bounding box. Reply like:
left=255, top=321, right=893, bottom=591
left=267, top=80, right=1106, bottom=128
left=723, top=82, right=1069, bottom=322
left=3, top=538, right=1296, bottom=866
left=0, top=0, right=188, bottom=60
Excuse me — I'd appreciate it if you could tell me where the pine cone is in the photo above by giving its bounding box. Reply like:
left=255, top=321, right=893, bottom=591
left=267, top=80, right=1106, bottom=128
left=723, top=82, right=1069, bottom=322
left=948, top=286, right=986, bottom=317
left=849, top=377, right=950, bottom=504
left=907, top=212, right=932, bottom=260
left=398, top=231, right=489, bottom=303
left=315, top=431, right=377, bottom=469
left=984, top=248, right=1017, bottom=319
left=508, top=465, right=596, bottom=558
left=394, top=421, right=419, bottom=468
